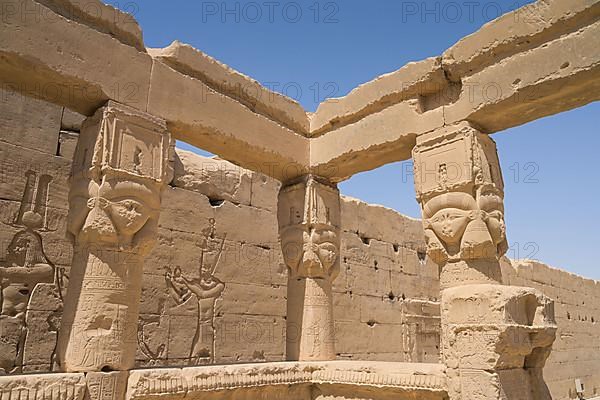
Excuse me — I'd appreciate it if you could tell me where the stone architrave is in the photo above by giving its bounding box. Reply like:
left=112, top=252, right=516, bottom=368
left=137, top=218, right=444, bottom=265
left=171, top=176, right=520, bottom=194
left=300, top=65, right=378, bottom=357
left=56, top=101, right=173, bottom=373
left=412, top=122, right=556, bottom=400
left=278, top=176, right=341, bottom=361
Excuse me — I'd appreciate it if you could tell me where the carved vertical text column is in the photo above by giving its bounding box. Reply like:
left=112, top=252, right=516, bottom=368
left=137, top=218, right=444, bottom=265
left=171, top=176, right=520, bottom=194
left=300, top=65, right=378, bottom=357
left=57, top=101, right=173, bottom=374
left=278, top=176, right=340, bottom=361
left=413, top=122, right=556, bottom=400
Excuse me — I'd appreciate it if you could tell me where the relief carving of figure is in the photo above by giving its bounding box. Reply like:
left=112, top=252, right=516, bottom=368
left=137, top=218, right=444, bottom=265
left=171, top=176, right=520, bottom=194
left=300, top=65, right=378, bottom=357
left=0, top=171, right=66, bottom=374
left=164, top=218, right=226, bottom=365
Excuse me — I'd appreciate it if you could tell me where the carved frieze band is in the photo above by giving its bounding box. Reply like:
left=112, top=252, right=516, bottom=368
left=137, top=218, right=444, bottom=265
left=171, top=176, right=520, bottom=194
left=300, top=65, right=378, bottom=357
left=0, top=374, right=86, bottom=400
left=126, top=362, right=446, bottom=399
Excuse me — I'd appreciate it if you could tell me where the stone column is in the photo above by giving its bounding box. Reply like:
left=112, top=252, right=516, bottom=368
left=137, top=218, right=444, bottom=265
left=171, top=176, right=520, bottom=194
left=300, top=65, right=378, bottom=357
left=56, top=101, right=172, bottom=382
left=412, top=122, right=556, bottom=400
left=278, top=175, right=340, bottom=361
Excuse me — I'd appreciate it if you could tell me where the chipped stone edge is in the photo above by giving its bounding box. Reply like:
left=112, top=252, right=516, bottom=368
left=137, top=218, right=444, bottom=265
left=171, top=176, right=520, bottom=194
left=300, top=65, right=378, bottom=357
left=309, top=0, right=600, bottom=137
left=33, top=0, right=145, bottom=52
left=126, top=362, right=447, bottom=399
left=148, top=41, right=310, bottom=135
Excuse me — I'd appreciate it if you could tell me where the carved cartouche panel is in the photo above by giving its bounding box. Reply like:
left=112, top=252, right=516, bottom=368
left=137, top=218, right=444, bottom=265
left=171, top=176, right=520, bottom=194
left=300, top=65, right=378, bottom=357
left=278, top=176, right=341, bottom=280
left=413, top=123, right=508, bottom=264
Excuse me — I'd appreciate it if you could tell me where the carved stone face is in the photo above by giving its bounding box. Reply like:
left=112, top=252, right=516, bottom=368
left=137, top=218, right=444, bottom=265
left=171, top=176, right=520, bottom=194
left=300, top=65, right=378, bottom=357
left=278, top=177, right=341, bottom=280
left=281, top=225, right=339, bottom=279
left=428, top=208, right=471, bottom=246
left=478, top=189, right=508, bottom=257
left=68, top=178, right=158, bottom=249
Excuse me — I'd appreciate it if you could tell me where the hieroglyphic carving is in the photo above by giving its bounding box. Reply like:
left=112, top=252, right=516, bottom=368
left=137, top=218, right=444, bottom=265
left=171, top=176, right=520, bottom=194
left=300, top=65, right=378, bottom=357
left=57, top=101, right=172, bottom=373
left=163, top=218, right=226, bottom=365
left=0, top=373, right=86, bottom=400
left=0, top=171, right=66, bottom=374
left=86, top=371, right=129, bottom=400
left=278, top=176, right=340, bottom=361
left=413, top=122, right=508, bottom=266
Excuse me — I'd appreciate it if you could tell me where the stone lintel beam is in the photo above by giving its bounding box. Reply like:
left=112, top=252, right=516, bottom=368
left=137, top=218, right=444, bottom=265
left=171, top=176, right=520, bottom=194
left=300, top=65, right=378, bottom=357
left=309, top=0, right=600, bottom=137
left=442, top=0, right=600, bottom=81
left=309, top=57, right=448, bottom=136
left=148, top=41, right=309, bottom=135
left=147, top=60, right=309, bottom=182
left=309, top=17, right=600, bottom=182
left=0, top=0, right=309, bottom=182
left=444, top=18, right=600, bottom=132
left=309, top=103, right=445, bottom=183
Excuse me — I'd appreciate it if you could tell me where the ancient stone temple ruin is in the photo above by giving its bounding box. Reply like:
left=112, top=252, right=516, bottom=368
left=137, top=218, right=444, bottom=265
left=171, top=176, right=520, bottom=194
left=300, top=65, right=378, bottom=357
left=0, top=0, right=599, bottom=399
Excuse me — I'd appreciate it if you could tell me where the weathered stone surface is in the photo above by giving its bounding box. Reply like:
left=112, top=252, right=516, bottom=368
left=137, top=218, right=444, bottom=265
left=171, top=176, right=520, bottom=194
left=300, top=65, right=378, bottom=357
left=0, top=0, right=152, bottom=114
left=0, top=87, right=62, bottom=155
left=149, top=41, right=309, bottom=134
left=310, top=102, right=444, bottom=182
left=86, top=371, right=129, bottom=400
left=445, top=19, right=600, bottom=133
left=502, top=258, right=600, bottom=400
left=33, top=0, right=145, bottom=51
left=310, top=57, right=447, bottom=135
left=61, top=108, right=85, bottom=132
left=173, top=150, right=252, bottom=206
left=442, top=0, right=600, bottom=80
left=57, top=131, right=79, bottom=159
left=126, top=361, right=447, bottom=400
left=147, top=60, right=309, bottom=182
left=0, top=373, right=86, bottom=400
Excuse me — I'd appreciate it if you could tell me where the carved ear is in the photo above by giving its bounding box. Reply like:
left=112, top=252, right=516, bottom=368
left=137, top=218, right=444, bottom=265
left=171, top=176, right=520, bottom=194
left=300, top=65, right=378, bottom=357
left=461, top=219, right=495, bottom=260
left=424, top=229, right=448, bottom=265
left=131, top=216, right=159, bottom=256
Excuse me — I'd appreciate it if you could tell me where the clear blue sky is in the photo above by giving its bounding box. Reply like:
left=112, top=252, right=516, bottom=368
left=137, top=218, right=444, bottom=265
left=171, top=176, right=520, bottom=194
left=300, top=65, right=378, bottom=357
left=108, top=0, right=600, bottom=279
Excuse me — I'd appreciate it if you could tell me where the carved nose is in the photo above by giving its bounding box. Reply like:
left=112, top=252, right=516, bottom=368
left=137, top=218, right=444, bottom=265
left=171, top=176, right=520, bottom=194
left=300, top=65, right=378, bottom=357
left=81, top=204, right=118, bottom=244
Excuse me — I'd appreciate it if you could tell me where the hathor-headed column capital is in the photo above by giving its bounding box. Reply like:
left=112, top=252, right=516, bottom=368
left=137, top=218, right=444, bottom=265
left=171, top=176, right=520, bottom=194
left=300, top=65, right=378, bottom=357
left=412, top=121, right=508, bottom=267
left=68, top=100, right=174, bottom=253
left=278, top=175, right=341, bottom=281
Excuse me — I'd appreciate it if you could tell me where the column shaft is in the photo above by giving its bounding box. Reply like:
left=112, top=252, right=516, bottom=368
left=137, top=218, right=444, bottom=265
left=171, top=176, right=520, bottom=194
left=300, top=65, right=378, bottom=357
left=278, top=175, right=340, bottom=361
left=57, top=101, right=172, bottom=375
left=412, top=122, right=556, bottom=400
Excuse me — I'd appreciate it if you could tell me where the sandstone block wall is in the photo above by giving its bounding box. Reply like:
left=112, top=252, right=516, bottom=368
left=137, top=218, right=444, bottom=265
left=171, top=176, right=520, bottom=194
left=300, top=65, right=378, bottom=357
left=502, top=259, right=600, bottom=399
left=0, top=89, right=439, bottom=372
left=334, top=198, right=440, bottom=363
left=0, top=90, right=598, bottom=400
left=0, top=87, right=81, bottom=373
